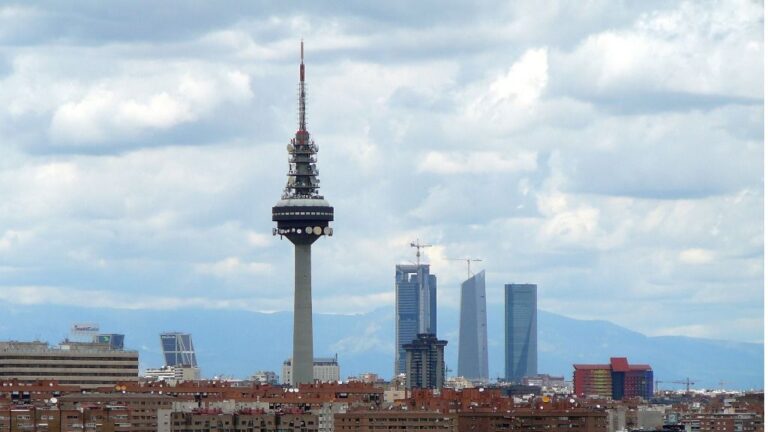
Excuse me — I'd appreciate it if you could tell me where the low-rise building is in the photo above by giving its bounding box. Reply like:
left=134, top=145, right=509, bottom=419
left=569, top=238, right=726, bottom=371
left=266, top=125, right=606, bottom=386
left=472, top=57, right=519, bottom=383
left=282, top=356, right=340, bottom=385
left=0, top=340, right=138, bottom=388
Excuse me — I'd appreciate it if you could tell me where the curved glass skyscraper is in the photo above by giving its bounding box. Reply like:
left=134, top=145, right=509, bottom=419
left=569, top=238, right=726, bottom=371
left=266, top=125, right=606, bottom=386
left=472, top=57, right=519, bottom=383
left=458, top=270, right=488, bottom=381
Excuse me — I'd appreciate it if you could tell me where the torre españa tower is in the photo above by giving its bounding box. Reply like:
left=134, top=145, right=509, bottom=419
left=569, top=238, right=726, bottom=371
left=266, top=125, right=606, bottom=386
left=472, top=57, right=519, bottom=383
left=272, top=42, right=334, bottom=385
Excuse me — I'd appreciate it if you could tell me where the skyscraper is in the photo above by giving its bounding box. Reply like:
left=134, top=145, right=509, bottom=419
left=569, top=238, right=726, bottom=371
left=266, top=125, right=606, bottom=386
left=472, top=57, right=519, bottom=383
left=403, top=333, right=447, bottom=389
left=160, top=332, right=197, bottom=367
left=458, top=270, right=488, bottom=381
left=504, top=283, right=537, bottom=382
left=272, top=42, right=334, bottom=385
left=395, top=264, right=437, bottom=375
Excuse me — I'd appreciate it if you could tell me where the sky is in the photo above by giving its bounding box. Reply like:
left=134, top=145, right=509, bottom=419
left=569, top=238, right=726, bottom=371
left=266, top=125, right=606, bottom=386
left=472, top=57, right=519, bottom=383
left=0, top=1, right=763, bottom=344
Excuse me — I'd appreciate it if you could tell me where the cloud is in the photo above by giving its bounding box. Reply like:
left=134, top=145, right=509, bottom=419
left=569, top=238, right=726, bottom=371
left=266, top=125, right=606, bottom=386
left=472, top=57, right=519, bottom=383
left=678, top=248, right=715, bottom=265
left=418, top=151, right=537, bottom=174
left=49, top=68, right=252, bottom=145
left=0, top=1, right=761, bottom=347
left=195, top=257, right=272, bottom=278
left=0, top=285, right=289, bottom=312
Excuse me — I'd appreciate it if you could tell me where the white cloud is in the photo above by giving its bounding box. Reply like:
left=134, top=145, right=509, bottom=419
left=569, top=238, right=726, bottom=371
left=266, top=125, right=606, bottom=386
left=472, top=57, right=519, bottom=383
left=195, top=257, right=272, bottom=277
left=487, top=48, right=549, bottom=106
left=552, top=1, right=762, bottom=100
left=679, top=248, right=715, bottom=265
left=418, top=151, right=537, bottom=174
left=45, top=66, right=254, bottom=144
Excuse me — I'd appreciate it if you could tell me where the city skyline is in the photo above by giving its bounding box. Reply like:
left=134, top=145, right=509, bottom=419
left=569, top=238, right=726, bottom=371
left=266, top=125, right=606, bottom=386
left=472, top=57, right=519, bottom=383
left=0, top=0, right=762, bottom=361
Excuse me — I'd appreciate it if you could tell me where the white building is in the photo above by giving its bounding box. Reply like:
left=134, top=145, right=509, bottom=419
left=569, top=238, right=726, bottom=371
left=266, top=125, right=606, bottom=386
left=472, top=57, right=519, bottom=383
left=144, top=365, right=200, bottom=383
left=251, top=370, right=279, bottom=385
left=281, top=356, right=340, bottom=385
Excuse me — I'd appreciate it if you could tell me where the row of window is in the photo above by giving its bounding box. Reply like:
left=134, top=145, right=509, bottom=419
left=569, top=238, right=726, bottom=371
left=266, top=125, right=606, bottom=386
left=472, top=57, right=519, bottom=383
left=0, top=364, right=137, bottom=369
left=0, top=372, right=137, bottom=377
left=274, top=211, right=332, bottom=217
left=0, top=356, right=137, bottom=361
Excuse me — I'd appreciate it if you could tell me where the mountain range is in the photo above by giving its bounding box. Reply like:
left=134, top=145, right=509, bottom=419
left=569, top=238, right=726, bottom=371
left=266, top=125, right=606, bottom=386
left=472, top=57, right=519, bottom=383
left=0, top=302, right=762, bottom=390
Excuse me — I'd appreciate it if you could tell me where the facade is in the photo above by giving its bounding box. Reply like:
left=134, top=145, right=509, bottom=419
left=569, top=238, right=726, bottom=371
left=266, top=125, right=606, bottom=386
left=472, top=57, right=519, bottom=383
left=93, top=333, right=125, bottom=349
left=573, top=357, right=653, bottom=400
left=251, top=370, right=279, bottom=385
left=504, top=283, right=537, bottom=382
left=145, top=365, right=201, bottom=382
left=281, top=357, right=340, bottom=385
left=522, top=374, right=566, bottom=388
left=335, top=411, right=457, bottom=431
left=395, top=264, right=437, bottom=375
left=0, top=340, right=138, bottom=388
left=403, top=333, right=447, bottom=389
left=160, top=332, right=198, bottom=367
left=271, top=42, right=335, bottom=386
left=458, top=411, right=608, bottom=432
left=58, top=393, right=173, bottom=432
left=171, top=410, right=319, bottom=432
left=457, top=270, right=488, bottom=381
left=682, top=413, right=763, bottom=432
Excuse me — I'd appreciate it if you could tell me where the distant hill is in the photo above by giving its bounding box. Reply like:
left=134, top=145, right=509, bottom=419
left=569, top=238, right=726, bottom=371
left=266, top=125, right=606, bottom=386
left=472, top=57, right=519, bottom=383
left=0, top=302, right=762, bottom=390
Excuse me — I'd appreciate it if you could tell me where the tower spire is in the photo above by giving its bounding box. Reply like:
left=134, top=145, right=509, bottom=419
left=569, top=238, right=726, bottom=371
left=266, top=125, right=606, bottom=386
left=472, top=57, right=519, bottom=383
left=282, top=41, right=321, bottom=200
left=299, top=39, right=306, bottom=131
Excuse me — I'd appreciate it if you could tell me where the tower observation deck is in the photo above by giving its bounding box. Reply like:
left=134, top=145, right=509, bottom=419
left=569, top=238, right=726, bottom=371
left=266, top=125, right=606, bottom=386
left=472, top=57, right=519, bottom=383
left=272, top=41, right=334, bottom=385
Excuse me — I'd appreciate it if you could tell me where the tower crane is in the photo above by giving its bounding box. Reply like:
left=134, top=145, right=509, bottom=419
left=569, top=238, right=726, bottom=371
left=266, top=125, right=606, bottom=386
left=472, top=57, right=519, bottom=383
left=410, top=239, right=433, bottom=266
left=655, top=378, right=696, bottom=393
left=448, top=257, right=483, bottom=279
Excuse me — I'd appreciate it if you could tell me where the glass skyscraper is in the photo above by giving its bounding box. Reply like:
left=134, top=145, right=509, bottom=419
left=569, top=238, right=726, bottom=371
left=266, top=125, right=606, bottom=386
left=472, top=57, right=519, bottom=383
left=458, top=270, right=488, bottom=381
left=160, top=332, right=198, bottom=367
left=395, top=264, right=437, bottom=376
left=504, top=283, right=537, bottom=382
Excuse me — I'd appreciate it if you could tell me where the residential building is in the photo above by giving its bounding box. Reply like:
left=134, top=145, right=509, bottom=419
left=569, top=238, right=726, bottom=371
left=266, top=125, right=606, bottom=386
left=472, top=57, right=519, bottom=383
left=58, top=392, right=173, bottom=432
left=504, top=283, right=537, bottom=382
left=395, top=264, right=437, bottom=375
left=457, top=270, right=488, bottom=381
left=403, top=333, right=447, bottom=389
left=335, top=410, right=457, bottom=431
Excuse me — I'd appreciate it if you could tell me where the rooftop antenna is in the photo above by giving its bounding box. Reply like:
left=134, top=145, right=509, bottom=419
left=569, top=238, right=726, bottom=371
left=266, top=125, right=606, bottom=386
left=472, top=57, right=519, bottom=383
left=449, top=257, right=483, bottom=279
left=410, top=239, right=433, bottom=266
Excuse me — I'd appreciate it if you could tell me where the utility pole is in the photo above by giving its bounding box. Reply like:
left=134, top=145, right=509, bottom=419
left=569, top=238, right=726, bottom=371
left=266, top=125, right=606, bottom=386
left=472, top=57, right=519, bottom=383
left=449, top=257, right=482, bottom=279
left=410, top=239, right=433, bottom=266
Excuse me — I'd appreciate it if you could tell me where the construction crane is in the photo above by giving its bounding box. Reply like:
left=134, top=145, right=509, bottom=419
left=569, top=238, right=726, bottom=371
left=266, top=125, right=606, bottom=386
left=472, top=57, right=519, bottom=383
left=655, top=378, right=696, bottom=393
left=448, top=257, right=483, bottom=279
left=410, top=239, right=433, bottom=266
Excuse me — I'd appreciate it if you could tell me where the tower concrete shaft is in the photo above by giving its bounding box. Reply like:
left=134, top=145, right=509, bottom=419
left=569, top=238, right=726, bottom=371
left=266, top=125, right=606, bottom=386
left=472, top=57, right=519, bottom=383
left=272, top=41, right=333, bottom=385
left=292, top=243, right=313, bottom=385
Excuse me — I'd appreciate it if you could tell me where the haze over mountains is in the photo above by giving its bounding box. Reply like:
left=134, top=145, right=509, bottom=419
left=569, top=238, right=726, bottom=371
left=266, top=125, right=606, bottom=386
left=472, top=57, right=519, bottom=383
left=0, top=302, right=761, bottom=390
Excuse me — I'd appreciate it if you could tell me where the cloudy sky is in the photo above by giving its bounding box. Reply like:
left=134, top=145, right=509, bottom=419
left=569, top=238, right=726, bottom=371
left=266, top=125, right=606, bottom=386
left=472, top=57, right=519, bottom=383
left=0, top=1, right=763, bottom=344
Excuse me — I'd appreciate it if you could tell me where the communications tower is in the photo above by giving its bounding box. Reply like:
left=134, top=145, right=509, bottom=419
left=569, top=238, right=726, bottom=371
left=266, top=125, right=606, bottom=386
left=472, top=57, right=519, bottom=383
left=272, top=41, right=334, bottom=385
